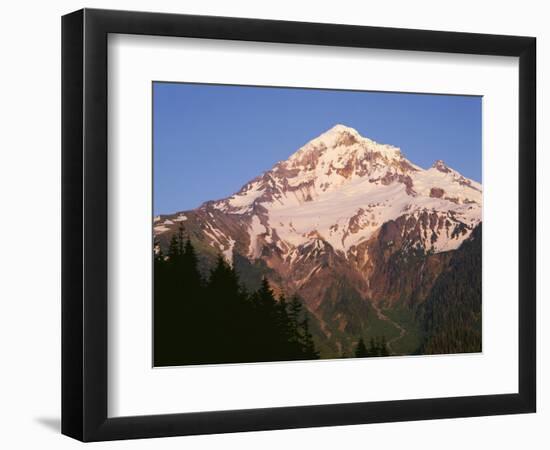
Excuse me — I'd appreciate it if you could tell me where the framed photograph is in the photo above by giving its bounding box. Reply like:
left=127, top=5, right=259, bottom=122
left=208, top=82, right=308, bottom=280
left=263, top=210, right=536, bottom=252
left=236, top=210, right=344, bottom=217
left=62, top=8, right=536, bottom=441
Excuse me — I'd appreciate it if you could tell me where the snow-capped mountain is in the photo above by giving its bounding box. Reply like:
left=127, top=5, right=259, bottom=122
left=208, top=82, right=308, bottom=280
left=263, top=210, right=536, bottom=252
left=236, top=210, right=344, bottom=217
left=154, top=124, right=482, bottom=355
left=155, top=124, right=481, bottom=260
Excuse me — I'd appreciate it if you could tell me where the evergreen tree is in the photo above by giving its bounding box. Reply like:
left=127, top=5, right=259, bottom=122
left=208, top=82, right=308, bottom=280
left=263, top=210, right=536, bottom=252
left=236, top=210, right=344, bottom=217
left=251, top=278, right=282, bottom=360
left=379, top=336, right=390, bottom=356
left=368, top=337, right=378, bottom=356
left=176, top=239, right=204, bottom=362
left=154, top=239, right=319, bottom=366
left=204, top=255, right=248, bottom=363
left=167, top=234, right=180, bottom=261
left=177, top=225, right=185, bottom=256
left=154, top=232, right=184, bottom=366
left=276, top=294, right=293, bottom=349
left=419, top=224, right=482, bottom=354
left=181, top=239, right=202, bottom=293
left=300, top=316, right=319, bottom=359
left=355, top=337, right=369, bottom=357
left=288, top=295, right=303, bottom=340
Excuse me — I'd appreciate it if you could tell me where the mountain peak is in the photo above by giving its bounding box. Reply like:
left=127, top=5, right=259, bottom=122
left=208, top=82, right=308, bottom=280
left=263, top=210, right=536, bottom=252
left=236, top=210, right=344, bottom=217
left=325, top=123, right=361, bottom=135
left=303, top=124, right=401, bottom=156
left=309, top=124, right=364, bottom=149
left=282, top=124, right=408, bottom=181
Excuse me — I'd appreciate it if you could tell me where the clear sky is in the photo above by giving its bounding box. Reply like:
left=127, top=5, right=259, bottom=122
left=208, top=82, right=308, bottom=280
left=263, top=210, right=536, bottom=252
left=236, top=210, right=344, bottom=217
left=153, top=82, right=481, bottom=215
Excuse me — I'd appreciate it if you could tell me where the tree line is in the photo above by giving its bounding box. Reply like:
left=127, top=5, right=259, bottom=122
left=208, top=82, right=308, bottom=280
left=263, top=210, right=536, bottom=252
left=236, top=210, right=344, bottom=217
left=154, top=229, right=319, bottom=366
left=418, top=224, right=482, bottom=354
left=354, top=336, right=390, bottom=357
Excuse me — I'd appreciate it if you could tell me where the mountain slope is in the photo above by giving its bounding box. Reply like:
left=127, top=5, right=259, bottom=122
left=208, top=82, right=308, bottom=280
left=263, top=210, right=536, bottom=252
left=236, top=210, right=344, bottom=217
left=417, top=224, right=482, bottom=354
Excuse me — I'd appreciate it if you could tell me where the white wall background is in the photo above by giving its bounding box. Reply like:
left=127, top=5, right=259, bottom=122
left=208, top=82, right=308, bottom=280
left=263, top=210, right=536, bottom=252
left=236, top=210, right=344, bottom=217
left=0, top=0, right=545, bottom=448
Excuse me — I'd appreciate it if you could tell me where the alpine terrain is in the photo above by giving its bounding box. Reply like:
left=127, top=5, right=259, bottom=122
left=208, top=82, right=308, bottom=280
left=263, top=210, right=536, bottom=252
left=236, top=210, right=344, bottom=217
left=154, top=124, right=482, bottom=360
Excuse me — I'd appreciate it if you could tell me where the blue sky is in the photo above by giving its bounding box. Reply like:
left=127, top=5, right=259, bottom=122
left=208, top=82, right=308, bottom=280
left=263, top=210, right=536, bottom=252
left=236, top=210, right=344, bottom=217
left=153, top=82, right=481, bottom=215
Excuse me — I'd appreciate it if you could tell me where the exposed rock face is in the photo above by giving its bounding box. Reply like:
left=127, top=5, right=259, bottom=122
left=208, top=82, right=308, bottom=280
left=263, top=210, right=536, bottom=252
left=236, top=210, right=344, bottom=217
left=350, top=214, right=455, bottom=307
left=433, top=159, right=451, bottom=173
left=154, top=124, right=482, bottom=355
left=430, top=187, right=445, bottom=198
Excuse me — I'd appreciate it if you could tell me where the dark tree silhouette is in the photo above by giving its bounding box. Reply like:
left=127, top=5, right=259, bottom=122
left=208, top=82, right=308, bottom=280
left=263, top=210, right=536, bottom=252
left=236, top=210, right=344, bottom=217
left=379, top=336, right=389, bottom=356
left=418, top=224, right=482, bottom=354
left=354, top=337, right=368, bottom=357
left=353, top=336, right=389, bottom=358
left=301, top=316, right=319, bottom=359
left=153, top=237, right=319, bottom=366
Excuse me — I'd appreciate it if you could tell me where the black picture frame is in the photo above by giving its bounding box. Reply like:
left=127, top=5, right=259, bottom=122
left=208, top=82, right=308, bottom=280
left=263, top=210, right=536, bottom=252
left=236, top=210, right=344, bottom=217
left=62, top=8, right=536, bottom=442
